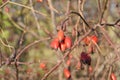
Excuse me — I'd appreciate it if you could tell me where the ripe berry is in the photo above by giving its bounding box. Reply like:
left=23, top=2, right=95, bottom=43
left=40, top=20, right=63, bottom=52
left=50, top=38, right=59, bottom=49
left=64, top=68, right=71, bottom=79
left=57, top=30, right=64, bottom=42
left=37, top=0, right=43, bottom=2
left=88, top=66, right=93, bottom=73
left=83, top=36, right=91, bottom=45
left=60, top=42, right=66, bottom=52
left=110, top=73, right=117, bottom=80
left=68, top=54, right=73, bottom=59
left=80, top=52, right=91, bottom=65
left=5, top=6, right=9, bottom=12
left=90, top=35, right=98, bottom=43
left=39, top=62, right=46, bottom=69
left=64, top=36, right=72, bottom=49
left=83, top=35, right=98, bottom=45
left=66, top=59, right=71, bottom=66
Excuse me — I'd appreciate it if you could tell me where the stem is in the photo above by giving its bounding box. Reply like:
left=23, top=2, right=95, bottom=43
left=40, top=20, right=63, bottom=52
left=70, top=11, right=90, bottom=29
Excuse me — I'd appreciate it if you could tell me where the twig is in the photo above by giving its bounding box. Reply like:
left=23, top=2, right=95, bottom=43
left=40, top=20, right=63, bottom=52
left=15, top=60, right=19, bottom=80
left=0, top=39, right=15, bottom=51
left=78, top=0, right=87, bottom=32
left=107, top=66, right=112, bottom=80
left=8, top=1, right=46, bottom=17
left=66, top=0, right=71, bottom=15
left=100, top=27, right=120, bottom=58
left=9, top=31, right=25, bottom=64
left=70, top=11, right=90, bottom=29
left=61, top=17, right=69, bottom=30
left=100, top=67, right=109, bottom=80
left=48, top=0, right=56, bottom=33
left=6, top=13, right=25, bottom=31
left=97, top=0, right=102, bottom=13
left=101, top=18, right=120, bottom=27
left=29, top=0, right=41, bottom=32
left=15, top=37, right=51, bottom=60
left=0, top=48, right=2, bottom=67
left=99, top=0, right=108, bottom=24
left=0, top=0, right=9, bottom=9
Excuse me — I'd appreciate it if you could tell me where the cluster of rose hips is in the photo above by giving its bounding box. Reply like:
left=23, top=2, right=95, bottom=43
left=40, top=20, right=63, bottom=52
left=50, top=29, right=72, bottom=52
left=83, top=35, right=98, bottom=46
left=83, top=35, right=98, bottom=54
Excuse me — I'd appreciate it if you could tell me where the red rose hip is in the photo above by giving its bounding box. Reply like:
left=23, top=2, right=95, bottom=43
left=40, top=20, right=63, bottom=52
left=90, top=35, right=98, bottom=43
left=110, top=73, right=117, bottom=80
left=64, top=68, right=71, bottom=79
left=64, top=36, right=72, bottom=49
left=50, top=38, right=59, bottom=50
left=60, top=42, right=66, bottom=52
left=57, top=30, right=64, bottom=42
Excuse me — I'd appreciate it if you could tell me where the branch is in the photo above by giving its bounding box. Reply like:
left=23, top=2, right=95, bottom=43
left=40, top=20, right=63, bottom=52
left=15, top=60, right=19, bottom=80
left=99, top=0, right=108, bottom=24
left=29, top=0, right=41, bottom=31
left=48, top=0, right=56, bottom=33
left=101, top=18, right=120, bottom=27
left=0, top=0, right=9, bottom=9
left=8, top=1, right=47, bottom=17
left=15, top=37, right=51, bottom=60
left=70, top=11, right=90, bottom=28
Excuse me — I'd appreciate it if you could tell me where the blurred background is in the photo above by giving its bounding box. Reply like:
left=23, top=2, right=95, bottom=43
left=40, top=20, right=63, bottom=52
left=0, top=0, right=120, bottom=80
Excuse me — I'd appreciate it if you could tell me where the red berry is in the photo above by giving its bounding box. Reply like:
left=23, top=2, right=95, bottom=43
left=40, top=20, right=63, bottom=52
left=83, top=36, right=91, bottom=45
left=39, top=62, right=46, bottom=69
left=80, top=52, right=91, bottom=65
left=5, top=6, right=9, bottom=12
left=68, top=54, right=73, bottom=59
left=64, top=36, right=72, bottom=49
left=88, top=66, right=93, bottom=73
left=83, top=35, right=98, bottom=45
left=60, top=42, right=66, bottom=52
left=66, top=59, right=71, bottom=66
left=37, top=0, right=43, bottom=2
left=110, top=73, right=117, bottom=80
left=50, top=38, right=59, bottom=49
left=90, top=35, right=98, bottom=43
left=64, top=68, right=71, bottom=79
left=57, top=30, right=64, bottom=42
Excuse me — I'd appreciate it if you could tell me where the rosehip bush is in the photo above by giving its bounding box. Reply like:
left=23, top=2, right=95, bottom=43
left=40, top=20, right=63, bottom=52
left=0, top=0, right=120, bottom=80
